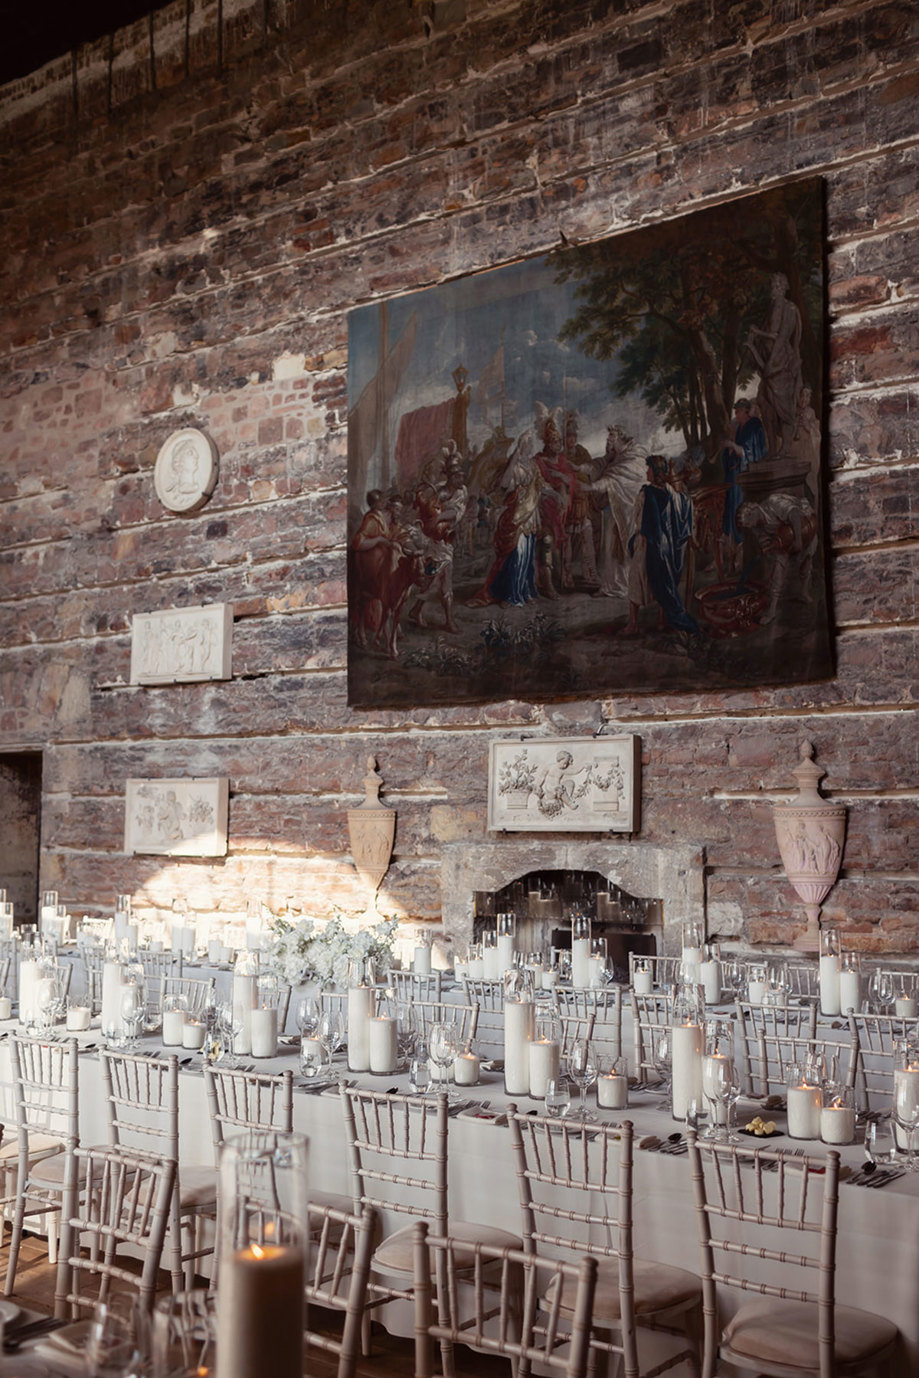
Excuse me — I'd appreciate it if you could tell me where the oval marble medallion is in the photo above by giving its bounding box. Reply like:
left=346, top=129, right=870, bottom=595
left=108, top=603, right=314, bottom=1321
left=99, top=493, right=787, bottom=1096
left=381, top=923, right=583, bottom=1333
left=154, top=428, right=219, bottom=513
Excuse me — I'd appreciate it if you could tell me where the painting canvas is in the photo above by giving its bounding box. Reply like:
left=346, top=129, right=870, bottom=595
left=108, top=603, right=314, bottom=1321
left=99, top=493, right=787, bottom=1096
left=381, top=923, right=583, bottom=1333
left=488, top=736, right=640, bottom=833
left=347, top=180, right=829, bottom=708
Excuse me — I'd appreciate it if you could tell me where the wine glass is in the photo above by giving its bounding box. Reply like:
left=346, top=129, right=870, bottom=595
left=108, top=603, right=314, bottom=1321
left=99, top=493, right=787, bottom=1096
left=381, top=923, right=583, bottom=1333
left=653, top=1029, right=672, bottom=1107
left=120, top=980, right=146, bottom=1052
left=296, top=994, right=320, bottom=1037
left=701, top=1050, right=737, bottom=1142
left=152, top=1289, right=216, bottom=1378
left=870, top=970, right=894, bottom=1015
left=86, top=1293, right=144, bottom=1378
left=567, top=1037, right=598, bottom=1121
left=37, top=969, right=65, bottom=1036
left=395, top=1001, right=419, bottom=1071
left=544, top=1076, right=571, bottom=1120
left=893, top=1067, right=919, bottom=1170
left=429, top=1020, right=460, bottom=1099
left=726, top=960, right=747, bottom=1000
left=318, top=1008, right=346, bottom=1059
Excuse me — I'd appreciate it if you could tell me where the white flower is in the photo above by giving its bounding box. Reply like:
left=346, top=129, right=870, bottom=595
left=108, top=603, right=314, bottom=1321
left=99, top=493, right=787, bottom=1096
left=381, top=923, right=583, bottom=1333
left=263, top=911, right=398, bottom=989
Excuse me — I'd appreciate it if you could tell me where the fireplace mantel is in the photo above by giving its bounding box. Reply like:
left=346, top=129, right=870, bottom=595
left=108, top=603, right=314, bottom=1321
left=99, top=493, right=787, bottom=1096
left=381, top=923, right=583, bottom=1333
left=440, top=839, right=705, bottom=955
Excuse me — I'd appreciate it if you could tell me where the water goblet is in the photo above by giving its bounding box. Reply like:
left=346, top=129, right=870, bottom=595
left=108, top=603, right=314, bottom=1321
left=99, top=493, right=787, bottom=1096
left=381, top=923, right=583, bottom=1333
left=410, top=1044, right=432, bottom=1096
left=318, top=1008, right=346, bottom=1059
left=152, top=1289, right=216, bottom=1378
left=120, top=980, right=146, bottom=1051
left=298, top=1033, right=332, bottom=1083
left=544, top=1076, right=571, bottom=1120
left=870, top=970, right=894, bottom=1016
left=567, top=1037, right=598, bottom=1121
left=701, top=1049, right=737, bottom=1141
left=653, top=1029, right=672, bottom=1106
left=86, top=1293, right=145, bottom=1378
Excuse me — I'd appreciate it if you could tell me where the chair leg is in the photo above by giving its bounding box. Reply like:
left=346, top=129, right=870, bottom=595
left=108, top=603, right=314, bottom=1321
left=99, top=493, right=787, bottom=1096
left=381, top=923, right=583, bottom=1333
left=4, top=1189, right=26, bottom=1296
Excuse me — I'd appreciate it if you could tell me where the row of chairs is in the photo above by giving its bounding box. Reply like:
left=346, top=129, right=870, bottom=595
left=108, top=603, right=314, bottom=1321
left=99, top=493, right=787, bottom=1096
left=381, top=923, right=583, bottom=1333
left=632, top=991, right=919, bottom=1109
left=340, top=1085, right=900, bottom=1378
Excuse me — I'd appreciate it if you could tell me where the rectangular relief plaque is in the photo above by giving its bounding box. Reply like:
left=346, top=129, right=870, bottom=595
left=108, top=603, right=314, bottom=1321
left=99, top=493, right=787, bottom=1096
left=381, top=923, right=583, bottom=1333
left=487, top=735, right=640, bottom=833
left=130, top=604, right=233, bottom=684
left=124, top=777, right=229, bottom=856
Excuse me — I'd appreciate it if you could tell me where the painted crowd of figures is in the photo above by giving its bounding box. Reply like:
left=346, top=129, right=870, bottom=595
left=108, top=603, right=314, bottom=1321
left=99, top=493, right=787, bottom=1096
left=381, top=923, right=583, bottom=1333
left=349, top=274, right=821, bottom=661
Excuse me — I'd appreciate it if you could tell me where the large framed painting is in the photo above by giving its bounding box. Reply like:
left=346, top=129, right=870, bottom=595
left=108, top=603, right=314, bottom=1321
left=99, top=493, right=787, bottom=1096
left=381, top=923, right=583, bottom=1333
left=347, top=179, right=829, bottom=708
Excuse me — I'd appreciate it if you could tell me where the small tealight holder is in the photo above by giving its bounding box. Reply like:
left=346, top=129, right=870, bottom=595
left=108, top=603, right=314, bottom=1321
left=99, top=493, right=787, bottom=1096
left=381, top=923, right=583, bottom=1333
left=453, top=1042, right=480, bottom=1087
left=597, top=1057, right=628, bottom=1110
left=632, top=958, right=653, bottom=996
left=183, top=1018, right=207, bottom=1050
left=820, top=1083, right=856, bottom=1145
left=65, top=1001, right=92, bottom=1032
left=299, top=1035, right=331, bottom=1081
left=895, top=977, right=918, bottom=1019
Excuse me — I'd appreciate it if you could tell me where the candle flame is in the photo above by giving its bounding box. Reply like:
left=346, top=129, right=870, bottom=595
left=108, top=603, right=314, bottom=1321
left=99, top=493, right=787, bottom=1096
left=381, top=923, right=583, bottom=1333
left=251, top=1243, right=265, bottom=1259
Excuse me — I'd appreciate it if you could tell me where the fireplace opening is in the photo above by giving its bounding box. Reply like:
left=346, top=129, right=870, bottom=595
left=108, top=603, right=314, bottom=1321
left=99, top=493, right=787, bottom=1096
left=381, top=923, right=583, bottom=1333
left=472, top=869, right=660, bottom=981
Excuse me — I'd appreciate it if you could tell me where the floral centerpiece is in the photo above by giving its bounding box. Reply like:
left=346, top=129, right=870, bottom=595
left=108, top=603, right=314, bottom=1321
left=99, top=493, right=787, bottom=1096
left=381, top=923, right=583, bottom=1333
left=263, top=912, right=398, bottom=989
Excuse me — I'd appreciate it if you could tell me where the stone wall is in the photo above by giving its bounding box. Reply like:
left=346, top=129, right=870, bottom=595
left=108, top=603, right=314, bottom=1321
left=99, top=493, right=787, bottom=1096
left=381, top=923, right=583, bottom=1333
left=0, top=0, right=916, bottom=951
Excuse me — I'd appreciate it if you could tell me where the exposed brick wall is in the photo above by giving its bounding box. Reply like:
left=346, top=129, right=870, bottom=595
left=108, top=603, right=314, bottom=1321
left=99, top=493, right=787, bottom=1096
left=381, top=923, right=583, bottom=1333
left=0, top=0, right=916, bottom=951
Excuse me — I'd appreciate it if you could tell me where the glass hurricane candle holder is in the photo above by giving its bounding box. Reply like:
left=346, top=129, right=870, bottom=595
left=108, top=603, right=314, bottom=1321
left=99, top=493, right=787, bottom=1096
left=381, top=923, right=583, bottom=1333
left=217, top=1131, right=309, bottom=1378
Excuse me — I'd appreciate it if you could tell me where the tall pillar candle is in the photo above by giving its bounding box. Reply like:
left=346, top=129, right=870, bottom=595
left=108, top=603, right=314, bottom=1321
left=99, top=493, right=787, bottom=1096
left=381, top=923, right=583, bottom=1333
left=369, top=1015, right=397, bottom=1074
left=217, top=1242, right=304, bottom=1378
left=588, top=955, right=605, bottom=988
left=101, top=961, right=125, bottom=1038
left=528, top=1038, right=560, bottom=1099
left=504, top=1000, right=535, bottom=1095
left=482, top=941, right=500, bottom=981
left=413, top=944, right=432, bottom=977
left=838, top=968, right=861, bottom=1014
left=787, top=1083, right=822, bottom=1139
left=18, top=958, right=38, bottom=1025
left=632, top=966, right=653, bottom=996
left=250, top=1007, right=278, bottom=1058
left=819, top=954, right=840, bottom=1016
left=681, top=946, right=702, bottom=986
left=700, top=957, right=722, bottom=1005
left=496, top=934, right=515, bottom=975
left=893, top=1066, right=919, bottom=1150
left=670, top=1022, right=703, bottom=1121
left=571, top=938, right=591, bottom=989
left=232, top=973, right=258, bottom=1055
left=347, top=986, right=374, bottom=1071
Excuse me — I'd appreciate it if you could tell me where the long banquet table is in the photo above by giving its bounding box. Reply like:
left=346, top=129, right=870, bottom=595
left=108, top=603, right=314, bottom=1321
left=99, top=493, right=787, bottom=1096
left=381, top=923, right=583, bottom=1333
left=1, top=984, right=917, bottom=1377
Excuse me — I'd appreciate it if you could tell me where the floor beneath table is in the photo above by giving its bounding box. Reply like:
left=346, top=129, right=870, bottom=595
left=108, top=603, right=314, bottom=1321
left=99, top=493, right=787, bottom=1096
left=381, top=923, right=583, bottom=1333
left=6, top=1230, right=507, bottom=1377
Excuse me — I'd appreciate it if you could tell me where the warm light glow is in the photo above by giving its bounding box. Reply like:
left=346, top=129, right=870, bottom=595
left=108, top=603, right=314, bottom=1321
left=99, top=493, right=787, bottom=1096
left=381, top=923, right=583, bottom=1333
left=251, top=1243, right=265, bottom=1260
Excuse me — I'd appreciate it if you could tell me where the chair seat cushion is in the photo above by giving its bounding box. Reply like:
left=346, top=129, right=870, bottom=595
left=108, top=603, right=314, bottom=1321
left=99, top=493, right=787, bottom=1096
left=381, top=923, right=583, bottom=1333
left=374, top=1220, right=521, bottom=1275
left=178, top=1166, right=218, bottom=1209
left=30, top=1154, right=86, bottom=1188
left=0, top=1135, right=63, bottom=1163
left=723, top=1297, right=899, bottom=1370
left=549, top=1256, right=701, bottom=1322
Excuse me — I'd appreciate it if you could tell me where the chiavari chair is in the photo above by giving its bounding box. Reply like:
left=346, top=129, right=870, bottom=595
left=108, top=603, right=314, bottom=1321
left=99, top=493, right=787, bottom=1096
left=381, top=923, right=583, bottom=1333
left=340, top=1086, right=520, bottom=1364
left=507, top=1110, right=701, bottom=1378
left=3, top=1035, right=79, bottom=1297
left=630, top=991, right=674, bottom=1085
left=55, top=1145, right=176, bottom=1319
left=388, top=968, right=443, bottom=1002
left=101, top=1049, right=217, bottom=1291
left=739, top=1029, right=859, bottom=1103
left=553, top=985, right=622, bottom=1063
left=628, top=952, right=681, bottom=991
left=734, top=998, right=818, bottom=1097
left=847, top=1010, right=919, bottom=1113
left=686, top=1131, right=899, bottom=1377
left=412, top=1220, right=597, bottom=1378
left=305, top=1201, right=378, bottom=1378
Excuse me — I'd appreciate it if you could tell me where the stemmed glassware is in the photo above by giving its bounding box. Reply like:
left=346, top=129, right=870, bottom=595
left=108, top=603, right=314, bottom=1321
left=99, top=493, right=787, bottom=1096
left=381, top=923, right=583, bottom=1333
left=870, top=970, right=894, bottom=1015
left=567, top=1037, right=598, bottom=1121
left=429, top=1020, right=460, bottom=1100
left=296, top=994, right=321, bottom=1037
left=893, top=1042, right=919, bottom=1170
left=653, top=1028, right=672, bottom=1105
left=120, top=979, right=147, bottom=1052
left=317, top=1007, right=346, bottom=1060
left=410, top=1043, right=431, bottom=1096
left=726, top=960, right=747, bottom=1000
left=701, top=1022, right=741, bottom=1142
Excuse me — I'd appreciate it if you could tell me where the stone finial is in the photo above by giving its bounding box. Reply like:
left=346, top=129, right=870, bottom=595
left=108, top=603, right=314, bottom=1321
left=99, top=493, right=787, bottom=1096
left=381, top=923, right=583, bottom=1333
left=347, top=756, right=395, bottom=901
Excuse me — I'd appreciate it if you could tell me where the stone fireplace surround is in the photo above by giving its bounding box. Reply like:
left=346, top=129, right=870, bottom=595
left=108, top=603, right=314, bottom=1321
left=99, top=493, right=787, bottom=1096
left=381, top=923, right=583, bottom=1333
left=440, top=839, right=704, bottom=956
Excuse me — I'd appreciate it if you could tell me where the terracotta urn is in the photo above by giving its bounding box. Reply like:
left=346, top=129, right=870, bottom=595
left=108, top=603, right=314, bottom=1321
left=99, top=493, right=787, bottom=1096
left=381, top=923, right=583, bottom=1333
left=773, top=741, right=846, bottom=953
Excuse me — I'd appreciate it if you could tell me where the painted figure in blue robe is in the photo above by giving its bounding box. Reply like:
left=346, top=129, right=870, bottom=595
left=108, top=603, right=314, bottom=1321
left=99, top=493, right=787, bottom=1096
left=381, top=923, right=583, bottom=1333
left=624, top=456, right=699, bottom=635
left=721, top=399, right=768, bottom=546
left=469, top=431, right=543, bottom=607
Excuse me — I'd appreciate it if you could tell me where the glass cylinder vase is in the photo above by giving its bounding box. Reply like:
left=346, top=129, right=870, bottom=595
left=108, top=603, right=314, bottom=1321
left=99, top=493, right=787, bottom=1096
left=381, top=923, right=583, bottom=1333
left=217, top=1130, right=309, bottom=1378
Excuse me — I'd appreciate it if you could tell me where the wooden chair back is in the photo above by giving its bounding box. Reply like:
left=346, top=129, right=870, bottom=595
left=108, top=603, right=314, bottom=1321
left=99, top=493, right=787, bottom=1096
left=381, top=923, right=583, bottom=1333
left=739, top=1028, right=858, bottom=1101
left=162, top=974, right=216, bottom=1018
left=203, top=1065, right=294, bottom=1159
left=554, top=986, right=621, bottom=1060
left=684, top=1132, right=898, bottom=1378
left=388, top=969, right=442, bottom=1002
left=630, top=991, right=674, bottom=1083
left=408, top=999, right=479, bottom=1048
left=734, top=999, right=818, bottom=1096
left=340, top=1086, right=448, bottom=1233
left=305, top=1201, right=378, bottom=1378
left=412, top=1220, right=597, bottom=1378
left=628, top=952, right=681, bottom=990
left=55, top=1145, right=176, bottom=1318
left=847, top=1010, right=919, bottom=1112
